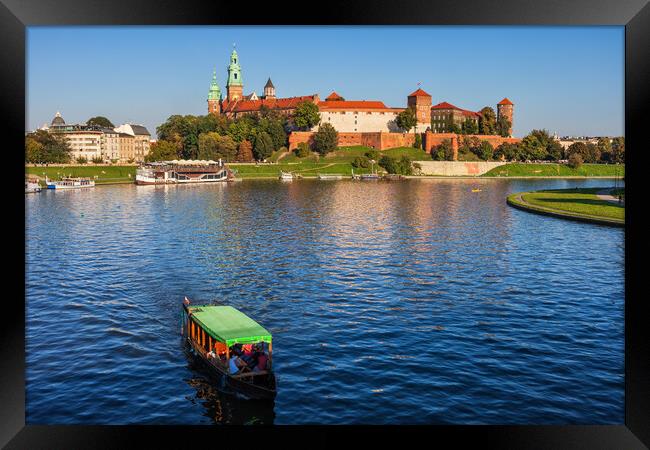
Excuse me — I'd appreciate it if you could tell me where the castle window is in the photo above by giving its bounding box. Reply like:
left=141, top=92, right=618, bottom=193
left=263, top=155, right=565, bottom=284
left=234, top=73, right=237, bottom=79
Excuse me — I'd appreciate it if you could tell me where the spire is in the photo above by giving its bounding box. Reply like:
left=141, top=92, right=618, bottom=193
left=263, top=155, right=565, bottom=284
left=208, top=68, right=221, bottom=101
left=264, top=78, right=274, bottom=89
left=227, top=45, right=243, bottom=87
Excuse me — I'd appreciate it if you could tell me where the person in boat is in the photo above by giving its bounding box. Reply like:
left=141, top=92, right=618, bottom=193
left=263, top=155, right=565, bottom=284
left=252, top=344, right=269, bottom=373
left=240, top=344, right=255, bottom=366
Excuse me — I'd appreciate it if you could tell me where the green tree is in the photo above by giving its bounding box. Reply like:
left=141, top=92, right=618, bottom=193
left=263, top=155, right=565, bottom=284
left=198, top=132, right=238, bottom=161
left=496, top=115, right=512, bottom=137
left=476, top=140, right=494, bottom=160
left=253, top=131, right=274, bottom=160
left=413, top=133, right=422, bottom=149
left=461, top=118, right=478, bottom=135
left=294, top=142, right=311, bottom=158
left=432, top=139, right=455, bottom=161
left=520, top=135, right=546, bottom=160
left=396, top=107, right=417, bottom=132
left=352, top=156, right=370, bottom=168
left=494, top=142, right=521, bottom=161
left=86, top=116, right=114, bottom=128
left=236, top=140, right=254, bottom=162
left=379, top=155, right=414, bottom=175
left=365, top=149, right=380, bottom=161
left=145, top=140, right=178, bottom=162
left=478, top=107, right=497, bottom=135
left=444, top=121, right=461, bottom=134
left=312, top=123, right=339, bottom=155
left=611, top=137, right=625, bottom=163
left=568, top=152, right=583, bottom=169
left=264, top=119, right=288, bottom=150
left=26, top=130, right=72, bottom=163
left=227, top=118, right=256, bottom=144
left=597, top=137, right=612, bottom=162
left=25, top=137, right=45, bottom=163
left=293, top=101, right=321, bottom=130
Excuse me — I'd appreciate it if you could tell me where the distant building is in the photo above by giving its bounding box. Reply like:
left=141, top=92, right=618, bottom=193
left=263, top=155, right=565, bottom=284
left=430, top=102, right=480, bottom=133
left=114, top=124, right=152, bottom=162
left=313, top=91, right=403, bottom=133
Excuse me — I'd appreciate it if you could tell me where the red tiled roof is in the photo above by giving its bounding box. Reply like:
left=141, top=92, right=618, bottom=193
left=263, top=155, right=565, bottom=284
left=317, top=100, right=389, bottom=110
left=325, top=91, right=344, bottom=101
left=498, top=97, right=514, bottom=105
left=431, top=101, right=479, bottom=117
left=221, top=95, right=317, bottom=113
left=408, top=88, right=431, bottom=97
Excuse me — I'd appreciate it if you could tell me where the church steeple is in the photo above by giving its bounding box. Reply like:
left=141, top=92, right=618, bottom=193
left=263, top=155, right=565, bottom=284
left=226, top=45, right=243, bottom=101
left=263, top=77, right=276, bottom=99
left=207, top=68, right=222, bottom=114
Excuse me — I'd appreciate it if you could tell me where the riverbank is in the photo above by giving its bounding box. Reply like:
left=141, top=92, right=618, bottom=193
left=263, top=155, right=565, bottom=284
left=26, top=165, right=136, bottom=184
left=483, top=163, right=624, bottom=177
left=507, top=187, right=624, bottom=227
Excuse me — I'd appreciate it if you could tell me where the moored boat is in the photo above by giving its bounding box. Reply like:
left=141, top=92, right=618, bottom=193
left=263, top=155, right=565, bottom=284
left=279, top=171, right=294, bottom=181
left=136, top=160, right=234, bottom=185
left=45, top=176, right=95, bottom=189
left=181, top=297, right=277, bottom=400
left=25, top=178, right=42, bottom=193
left=317, top=174, right=343, bottom=180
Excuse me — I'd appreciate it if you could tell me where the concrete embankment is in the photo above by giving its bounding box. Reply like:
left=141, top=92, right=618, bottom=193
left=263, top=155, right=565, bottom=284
left=415, top=161, right=507, bottom=176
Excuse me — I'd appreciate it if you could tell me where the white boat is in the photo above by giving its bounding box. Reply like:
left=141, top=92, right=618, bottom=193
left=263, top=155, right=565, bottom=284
left=136, top=161, right=233, bottom=185
left=279, top=171, right=294, bottom=181
left=317, top=174, right=343, bottom=180
left=25, top=178, right=42, bottom=193
left=45, top=176, right=95, bottom=190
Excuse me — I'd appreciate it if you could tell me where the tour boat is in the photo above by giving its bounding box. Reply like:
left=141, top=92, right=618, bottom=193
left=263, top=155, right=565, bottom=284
left=317, top=174, right=343, bottom=180
left=181, top=297, right=277, bottom=400
left=25, top=178, right=42, bottom=193
left=45, top=176, right=95, bottom=190
left=136, top=160, right=234, bottom=185
left=279, top=171, right=294, bottom=181
left=359, top=173, right=380, bottom=180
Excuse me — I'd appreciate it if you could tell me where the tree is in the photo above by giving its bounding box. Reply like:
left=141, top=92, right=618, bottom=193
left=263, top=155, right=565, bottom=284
left=519, top=135, right=546, bottom=161
left=461, top=118, right=478, bottom=135
left=264, top=119, right=288, bottom=150
left=145, top=140, right=178, bottom=162
left=568, top=152, right=583, bottom=169
left=494, top=142, right=521, bottom=161
left=396, top=107, right=417, bottom=133
left=478, top=107, right=497, bottom=135
left=86, top=116, right=114, bottom=128
left=352, top=156, right=370, bottom=168
left=312, top=123, right=339, bottom=155
left=611, top=137, right=625, bottom=163
left=476, top=140, right=494, bottom=161
left=293, top=101, right=321, bottom=130
left=253, top=131, right=274, bottom=160
left=25, top=130, right=72, bottom=163
left=496, top=115, right=512, bottom=137
left=444, top=121, right=461, bottom=134
left=432, top=139, right=455, bottom=161
left=413, top=134, right=422, bottom=149
left=597, top=137, right=613, bottom=162
left=365, top=149, right=380, bottom=161
left=236, top=140, right=254, bottom=162
left=227, top=117, right=256, bottom=144
left=294, top=142, right=311, bottom=158
left=379, top=155, right=414, bottom=175
left=198, top=132, right=237, bottom=161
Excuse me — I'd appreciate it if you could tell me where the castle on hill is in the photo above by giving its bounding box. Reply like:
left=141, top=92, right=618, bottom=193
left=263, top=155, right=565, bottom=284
left=206, top=47, right=514, bottom=138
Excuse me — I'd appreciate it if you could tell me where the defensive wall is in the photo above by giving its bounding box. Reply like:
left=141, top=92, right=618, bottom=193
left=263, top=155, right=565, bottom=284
left=289, top=131, right=520, bottom=161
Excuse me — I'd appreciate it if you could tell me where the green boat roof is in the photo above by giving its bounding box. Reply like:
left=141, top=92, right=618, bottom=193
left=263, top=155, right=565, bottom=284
left=188, top=305, right=272, bottom=346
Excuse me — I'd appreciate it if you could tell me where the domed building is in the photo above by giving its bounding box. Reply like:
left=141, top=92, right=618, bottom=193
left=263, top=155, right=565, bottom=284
left=51, top=111, right=65, bottom=126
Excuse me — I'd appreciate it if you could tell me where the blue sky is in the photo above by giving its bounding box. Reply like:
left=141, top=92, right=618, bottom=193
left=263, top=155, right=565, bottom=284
left=27, top=26, right=624, bottom=138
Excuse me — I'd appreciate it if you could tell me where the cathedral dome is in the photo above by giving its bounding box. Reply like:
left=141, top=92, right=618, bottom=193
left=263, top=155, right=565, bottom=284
left=51, top=111, right=65, bottom=126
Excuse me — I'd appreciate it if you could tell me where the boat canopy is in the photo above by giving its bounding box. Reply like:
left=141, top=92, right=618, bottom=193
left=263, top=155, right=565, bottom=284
left=188, top=305, right=272, bottom=346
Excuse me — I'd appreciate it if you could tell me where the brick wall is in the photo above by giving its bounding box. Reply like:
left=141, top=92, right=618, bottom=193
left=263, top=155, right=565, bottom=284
left=423, top=131, right=521, bottom=160
left=288, top=131, right=415, bottom=151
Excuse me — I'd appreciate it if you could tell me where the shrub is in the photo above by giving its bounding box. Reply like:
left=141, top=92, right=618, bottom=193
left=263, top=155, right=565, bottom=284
left=91, top=156, right=103, bottom=164
left=76, top=156, right=87, bottom=164
left=432, top=139, right=454, bottom=161
left=567, top=153, right=583, bottom=169
left=379, top=155, right=414, bottom=175
left=352, top=156, right=370, bottom=169
left=364, top=149, right=380, bottom=161
left=312, top=123, right=338, bottom=155
left=294, top=142, right=311, bottom=158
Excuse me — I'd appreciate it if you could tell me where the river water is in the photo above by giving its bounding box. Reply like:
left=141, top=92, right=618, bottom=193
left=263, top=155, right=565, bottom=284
left=25, top=178, right=624, bottom=425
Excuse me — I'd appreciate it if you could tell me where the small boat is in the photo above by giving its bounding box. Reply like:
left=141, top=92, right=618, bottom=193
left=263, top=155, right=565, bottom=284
left=181, top=297, right=277, bottom=400
left=359, top=173, right=380, bottom=180
left=136, top=160, right=234, bottom=185
left=25, top=178, right=42, bottom=193
left=382, top=174, right=405, bottom=181
left=45, top=176, right=95, bottom=190
left=279, top=171, right=294, bottom=181
left=471, top=188, right=482, bottom=193
left=317, top=174, right=343, bottom=180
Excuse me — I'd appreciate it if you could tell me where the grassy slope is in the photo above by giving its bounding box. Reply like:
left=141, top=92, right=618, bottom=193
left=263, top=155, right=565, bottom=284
left=482, top=163, right=625, bottom=177
left=26, top=166, right=137, bottom=184
left=511, top=188, right=624, bottom=221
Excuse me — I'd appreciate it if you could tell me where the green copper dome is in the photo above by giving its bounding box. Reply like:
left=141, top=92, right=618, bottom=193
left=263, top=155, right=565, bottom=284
left=227, top=47, right=243, bottom=87
left=208, top=69, right=221, bottom=101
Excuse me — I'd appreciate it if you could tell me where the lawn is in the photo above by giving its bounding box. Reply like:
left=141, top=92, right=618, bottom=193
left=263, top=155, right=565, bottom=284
left=512, top=188, right=624, bottom=221
left=229, top=162, right=372, bottom=178
left=26, top=165, right=137, bottom=184
left=483, top=163, right=625, bottom=177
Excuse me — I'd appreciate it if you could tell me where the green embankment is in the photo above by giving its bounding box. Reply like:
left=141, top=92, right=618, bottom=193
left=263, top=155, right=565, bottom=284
left=507, top=187, right=624, bottom=226
left=483, top=163, right=625, bottom=177
left=26, top=166, right=137, bottom=184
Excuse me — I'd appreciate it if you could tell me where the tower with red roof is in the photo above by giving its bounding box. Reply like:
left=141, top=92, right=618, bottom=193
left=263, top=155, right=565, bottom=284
left=497, top=98, right=514, bottom=136
left=407, top=88, right=432, bottom=132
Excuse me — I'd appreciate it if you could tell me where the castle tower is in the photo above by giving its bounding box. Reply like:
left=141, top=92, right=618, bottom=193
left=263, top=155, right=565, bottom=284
left=407, top=88, right=432, bottom=133
left=497, top=98, right=514, bottom=136
left=263, top=78, right=276, bottom=99
left=207, top=69, right=222, bottom=114
left=226, top=46, right=243, bottom=102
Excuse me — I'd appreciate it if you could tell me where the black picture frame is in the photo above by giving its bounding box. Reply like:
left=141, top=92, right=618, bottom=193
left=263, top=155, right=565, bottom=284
left=2, top=0, right=648, bottom=447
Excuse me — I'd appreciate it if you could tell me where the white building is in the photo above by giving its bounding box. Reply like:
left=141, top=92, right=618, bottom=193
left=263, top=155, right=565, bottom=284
left=312, top=92, right=404, bottom=133
left=113, top=123, right=152, bottom=162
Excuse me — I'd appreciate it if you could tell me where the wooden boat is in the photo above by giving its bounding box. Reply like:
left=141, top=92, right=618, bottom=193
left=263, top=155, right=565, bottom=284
left=45, top=176, right=95, bottom=189
left=25, top=178, right=42, bottom=193
left=181, top=297, right=277, bottom=400
left=279, top=171, right=294, bottom=181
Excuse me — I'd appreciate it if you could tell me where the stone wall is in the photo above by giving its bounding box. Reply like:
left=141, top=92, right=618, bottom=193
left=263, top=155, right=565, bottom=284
left=423, top=131, right=521, bottom=160
left=288, top=131, right=415, bottom=151
left=415, top=161, right=507, bottom=176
